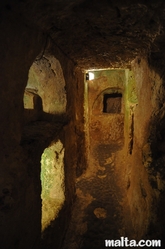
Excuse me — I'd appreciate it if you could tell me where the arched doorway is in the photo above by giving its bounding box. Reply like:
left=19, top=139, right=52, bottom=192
left=23, top=53, right=67, bottom=232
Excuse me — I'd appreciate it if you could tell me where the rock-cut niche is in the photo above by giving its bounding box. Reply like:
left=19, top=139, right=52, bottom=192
left=103, top=93, right=122, bottom=114
left=23, top=54, right=67, bottom=232
left=23, top=54, right=66, bottom=123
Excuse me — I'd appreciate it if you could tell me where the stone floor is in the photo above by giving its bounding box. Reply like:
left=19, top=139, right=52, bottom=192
left=62, top=139, right=129, bottom=249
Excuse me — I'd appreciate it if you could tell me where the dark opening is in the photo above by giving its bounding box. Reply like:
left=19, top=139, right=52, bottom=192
left=86, top=73, right=89, bottom=80
left=103, top=93, right=122, bottom=113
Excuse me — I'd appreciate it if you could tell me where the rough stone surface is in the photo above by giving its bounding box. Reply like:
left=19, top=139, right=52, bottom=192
left=1, top=0, right=165, bottom=248
left=1, top=0, right=165, bottom=69
left=26, top=54, right=67, bottom=115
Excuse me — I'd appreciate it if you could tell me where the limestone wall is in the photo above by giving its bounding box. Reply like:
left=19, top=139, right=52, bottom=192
left=0, top=10, right=82, bottom=249
left=121, top=57, right=165, bottom=241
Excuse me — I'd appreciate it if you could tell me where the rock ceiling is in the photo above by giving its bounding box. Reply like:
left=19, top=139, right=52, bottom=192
left=2, top=0, right=165, bottom=68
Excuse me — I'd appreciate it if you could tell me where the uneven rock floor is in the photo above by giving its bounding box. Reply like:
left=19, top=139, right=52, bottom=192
left=62, top=141, right=130, bottom=249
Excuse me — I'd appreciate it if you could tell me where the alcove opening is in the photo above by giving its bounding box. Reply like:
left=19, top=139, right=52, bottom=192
left=103, top=93, right=122, bottom=113
left=22, top=53, right=67, bottom=234
left=40, top=140, right=65, bottom=232
left=23, top=54, right=67, bottom=124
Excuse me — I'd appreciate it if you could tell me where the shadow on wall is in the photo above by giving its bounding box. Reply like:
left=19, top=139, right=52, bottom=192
left=24, top=89, right=68, bottom=124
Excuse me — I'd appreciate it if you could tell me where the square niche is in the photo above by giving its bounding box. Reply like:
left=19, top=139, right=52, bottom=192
left=103, top=93, right=122, bottom=114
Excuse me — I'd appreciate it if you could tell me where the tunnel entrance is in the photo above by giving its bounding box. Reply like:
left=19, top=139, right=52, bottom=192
left=22, top=53, right=67, bottom=241
left=62, top=68, right=137, bottom=249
